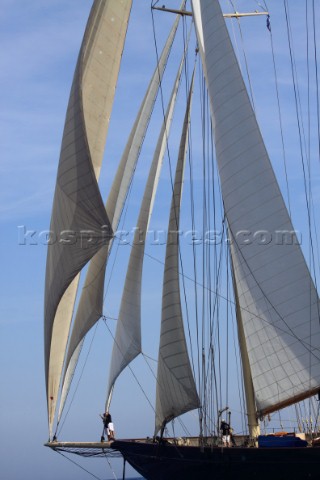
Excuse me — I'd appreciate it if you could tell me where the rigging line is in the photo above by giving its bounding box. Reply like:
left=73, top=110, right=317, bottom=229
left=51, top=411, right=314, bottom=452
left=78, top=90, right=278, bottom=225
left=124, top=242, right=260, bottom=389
left=103, top=176, right=135, bottom=302
left=102, top=317, right=156, bottom=414
left=208, top=107, right=224, bottom=425
left=226, top=244, right=229, bottom=409
left=309, top=0, right=320, bottom=288
left=284, top=0, right=320, bottom=325
left=284, top=0, right=309, bottom=164
left=178, top=47, right=199, bottom=384
left=103, top=454, right=118, bottom=480
left=265, top=5, right=292, bottom=216
left=188, top=55, right=201, bottom=395
left=201, top=75, right=208, bottom=415
left=56, top=322, right=100, bottom=437
left=151, top=5, right=198, bottom=383
left=306, top=0, right=312, bottom=403
left=142, top=352, right=158, bottom=363
left=202, top=87, right=222, bottom=418
left=141, top=351, right=194, bottom=437
left=204, top=220, right=226, bottom=399
left=312, top=0, right=320, bottom=167
left=229, top=0, right=256, bottom=111
left=205, top=90, right=215, bottom=435
left=56, top=450, right=103, bottom=480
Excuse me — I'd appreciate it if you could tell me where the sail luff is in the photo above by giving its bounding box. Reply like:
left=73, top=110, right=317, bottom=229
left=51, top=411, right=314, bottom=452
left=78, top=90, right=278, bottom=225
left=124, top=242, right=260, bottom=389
left=155, top=69, right=200, bottom=435
left=45, top=0, right=132, bottom=436
left=106, top=48, right=188, bottom=404
left=192, top=0, right=320, bottom=417
left=58, top=12, right=183, bottom=421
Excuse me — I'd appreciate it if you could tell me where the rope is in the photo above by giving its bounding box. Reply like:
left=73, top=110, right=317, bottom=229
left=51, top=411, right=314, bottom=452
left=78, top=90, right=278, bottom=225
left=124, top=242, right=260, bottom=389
left=56, top=321, right=100, bottom=437
left=103, top=454, right=118, bottom=480
left=229, top=0, right=256, bottom=111
left=264, top=1, right=292, bottom=216
left=56, top=450, right=103, bottom=480
left=102, top=317, right=156, bottom=414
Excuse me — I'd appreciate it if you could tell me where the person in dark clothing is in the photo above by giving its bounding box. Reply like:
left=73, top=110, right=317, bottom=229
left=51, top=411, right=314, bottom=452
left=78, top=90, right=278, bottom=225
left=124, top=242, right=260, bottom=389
left=220, top=420, right=231, bottom=447
left=100, top=411, right=115, bottom=441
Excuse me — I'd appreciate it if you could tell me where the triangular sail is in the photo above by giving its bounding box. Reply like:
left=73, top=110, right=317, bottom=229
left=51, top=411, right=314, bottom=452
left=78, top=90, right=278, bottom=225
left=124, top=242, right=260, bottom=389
left=192, top=0, right=320, bottom=417
left=155, top=70, right=200, bottom=435
left=58, top=11, right=183, bottom=422
left=45, top=0, right=132, bottom=436
left=107, top=49, right=188, bottom=405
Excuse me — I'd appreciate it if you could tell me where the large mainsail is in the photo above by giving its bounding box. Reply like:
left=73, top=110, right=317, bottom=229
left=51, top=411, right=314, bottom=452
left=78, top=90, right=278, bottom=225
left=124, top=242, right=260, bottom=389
left=44, top=0, right=132, bottom=435
left=58, top=11, right=183, bottom=422
left=107, top=49, right=188, bottom=405
left=192, top=0, right=320, bottom=417
left=155, top=70, right=200, bottom=435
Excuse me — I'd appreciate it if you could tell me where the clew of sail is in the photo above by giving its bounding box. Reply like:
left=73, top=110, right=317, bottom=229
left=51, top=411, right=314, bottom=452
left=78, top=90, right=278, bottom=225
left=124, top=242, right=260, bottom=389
left=106, top=44, right=190, bottom=407
left=192, top=0, right=320, bottom=418
left=45, top=0, right=132, bottom=436
left=58, top=9, right=184, bottom=423
left=155, top=69, right=200, bottom=435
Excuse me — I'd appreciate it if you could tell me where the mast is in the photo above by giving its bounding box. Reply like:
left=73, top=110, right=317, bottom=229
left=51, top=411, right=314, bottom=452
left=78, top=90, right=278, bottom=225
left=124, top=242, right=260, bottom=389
left=230, top=246, right=260, bottom=438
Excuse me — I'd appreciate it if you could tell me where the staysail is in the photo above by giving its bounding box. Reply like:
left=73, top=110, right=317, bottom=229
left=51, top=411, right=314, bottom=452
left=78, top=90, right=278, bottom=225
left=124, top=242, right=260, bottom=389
left=58, top=11, right=183, bottom=422
left=192, top=0, right=320, bottom=417
left=155, top=69, right=200, bottom=435
left=44, top=0, right=132, bottom=435
left=107, top=48, right=189, bottom=406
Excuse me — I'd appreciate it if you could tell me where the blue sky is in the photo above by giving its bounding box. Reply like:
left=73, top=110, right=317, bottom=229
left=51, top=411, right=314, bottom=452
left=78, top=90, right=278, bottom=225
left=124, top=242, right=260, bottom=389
left=1, top=1, right=319, bottom=479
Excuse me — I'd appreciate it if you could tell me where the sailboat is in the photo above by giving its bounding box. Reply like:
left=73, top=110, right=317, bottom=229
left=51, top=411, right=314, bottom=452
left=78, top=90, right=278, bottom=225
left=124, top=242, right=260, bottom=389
left=44, top=0, right=320, bottom=478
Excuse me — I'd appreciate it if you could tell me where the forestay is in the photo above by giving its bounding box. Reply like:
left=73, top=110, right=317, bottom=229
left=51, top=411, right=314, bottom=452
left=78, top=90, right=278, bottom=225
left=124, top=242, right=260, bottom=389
left=155, top=70, right=200, bottom=435
left=192, top=0, right=320, bottom=416
left=44, top=0, right=132, bottom=436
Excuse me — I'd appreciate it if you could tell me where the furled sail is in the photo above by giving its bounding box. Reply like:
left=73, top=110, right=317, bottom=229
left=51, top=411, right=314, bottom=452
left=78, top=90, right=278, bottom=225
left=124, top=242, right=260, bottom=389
left=107, top=49, right=188, bottom=406
left=155, top=70, right=200, bottom=435
left=192, top=0, right=320, bottom=417
left=58, top=11, right=183, bottom=422
left=45, top=0, right=132, bottom=435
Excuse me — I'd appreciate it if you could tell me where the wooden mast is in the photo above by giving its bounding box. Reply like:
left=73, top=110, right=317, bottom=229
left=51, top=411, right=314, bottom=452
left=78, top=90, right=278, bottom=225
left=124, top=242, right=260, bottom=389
left=230, top=250, right=260, bottom=440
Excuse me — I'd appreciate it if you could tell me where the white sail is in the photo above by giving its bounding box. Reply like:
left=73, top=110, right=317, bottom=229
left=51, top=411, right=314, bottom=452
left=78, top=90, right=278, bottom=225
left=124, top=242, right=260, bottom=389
left=58, top=11, right=183, bottom=421
left=192, top=0, right=320, bottom=416
left=45, top=0, right=132, bottom=435
left=155, top=70, right=200, bottom=435
left=107, top=50, right=188, bottom=404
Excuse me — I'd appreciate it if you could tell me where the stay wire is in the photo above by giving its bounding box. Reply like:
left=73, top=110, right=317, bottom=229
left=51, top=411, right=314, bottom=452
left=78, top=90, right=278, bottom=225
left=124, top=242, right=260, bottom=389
left=284, top=0, right=320, bottom=326
left=56, top=450, right=103, bottom=480
left=102, top=317, right=156, bottom=414
left=229, top=0, right=256, bottom=111
left=264, top=1, right=292, bottom=216
left=55, top=322, right=100, bottom=438
left=312, top=0, right=320, bottom=168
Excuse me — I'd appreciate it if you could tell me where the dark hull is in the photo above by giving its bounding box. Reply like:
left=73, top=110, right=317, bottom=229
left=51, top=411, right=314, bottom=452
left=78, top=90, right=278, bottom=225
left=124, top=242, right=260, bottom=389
left=111, top=439, right=320, bottom=480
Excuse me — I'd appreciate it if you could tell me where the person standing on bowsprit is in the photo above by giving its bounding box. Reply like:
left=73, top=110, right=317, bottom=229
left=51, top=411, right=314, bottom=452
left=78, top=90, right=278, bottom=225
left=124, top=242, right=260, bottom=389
left=220, top=420, right=231, bottom=447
